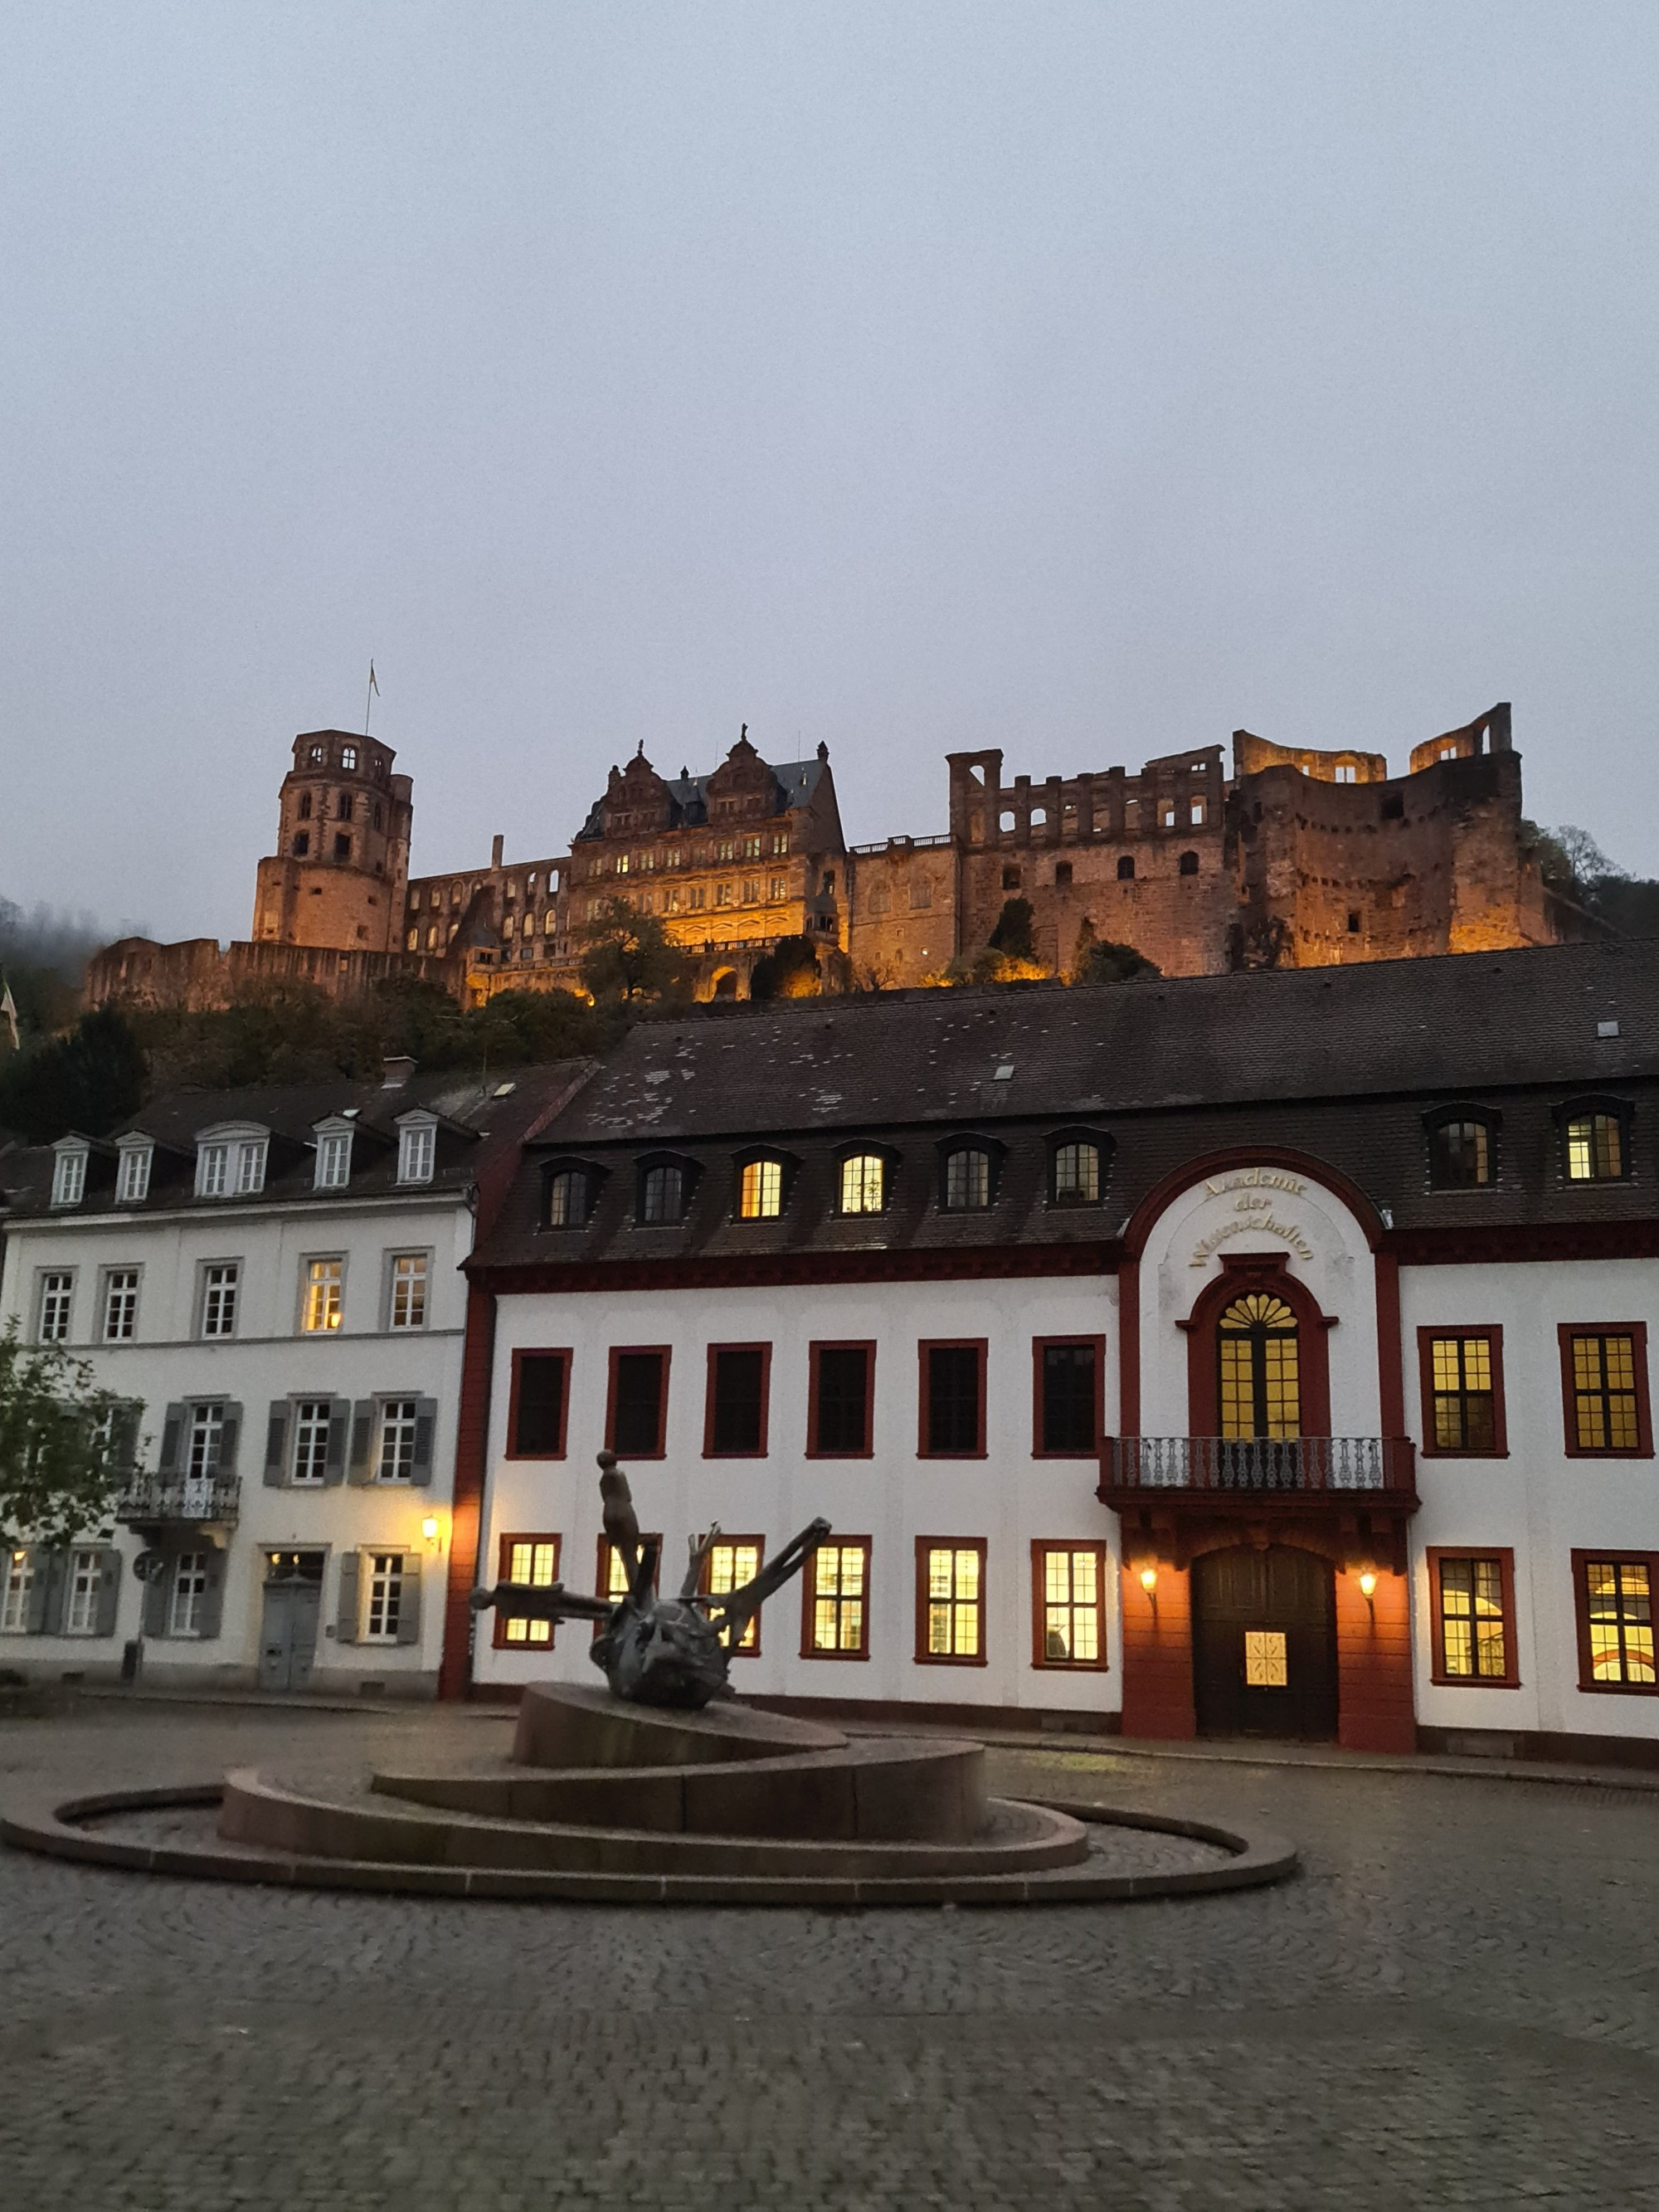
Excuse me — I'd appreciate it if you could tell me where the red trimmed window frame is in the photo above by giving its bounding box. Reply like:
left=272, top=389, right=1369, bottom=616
left=1426, top=1547, right=1520, bottom=1688
left=1415, top=1325, right=1508, bottom=1459
left=699, top=1533, right=766, bottom=1657
left=604, top=1344, right=671, bottom=1460
left=702, top=1342, right=772, bottom=1459
left=504, top=1347, right=572, bottom=1460
left=917, top=1338, right=989, bottom=1459
left=1031, top=1336, right=1106, bottom=1459
left=799, top=1534, right=873, bottom=1661
left=1571, top=1549, right=1659, bottom=1696
left=805, top=1339, right=877, bottom=1459
left=1557, top=1323, right=1653, bottom=1459
left=492, top=1531, right=561, bottom=1650
left=1182, top=1255, right=1334, bottom=1438
left=1029, top=1540, right=1109, bottom=1672
left=914, top=1536, right=989, bottom=1667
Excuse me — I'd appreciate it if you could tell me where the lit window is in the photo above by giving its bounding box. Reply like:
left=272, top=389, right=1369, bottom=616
left=1428, top=1335, right=1496, bottom=1452
left=291, top=1399, right=333, bottom=1484
left=1052, top=1142, right=1101, bottom=1206
left=51, top=1148, right=87, bottom=1207
left=398, top=1123, right=435, bottom=1184
left=715, top=883, right=732, bottom=908
left=102, top=1269, right=140, bottom=1342
left=923, top=1544, right=983, bottom=1661
left=501, top=1536, right=559, bottom=1646
left=806, top=1542, right=869, bottom=1657
left=839, top=1152, right=885, bottom=1215
left=1568, top=1333, right=1642, bottom=1452
left=36, top=1272, right=74, bottom=1344
left=738, top=1158, right=783, bottom=1220
left=314, top=1130, right=353, bottom=1190
left=1436, top=1557, right=1508, bottom=1679
left=377, top=1398, right=421, bottom=1482
left=196, top=1143, right=229, bottom=1198
left=169, top=1552, right=209, bottom=1638
left=1219, top=1294, right=1301, bottom=1441
left=389, top=1253, right=428, bottom=1331
left=362, top=1553, right=406, bottom=1642
left=546, top=1169, right=590, bottom=1228
left=1582, top=1559, right=1655, bottom=1686
left=942, top=1148, right=990, bottom=1211
left=116, top=1144, right=152, bottom=1203
left=768, top=875, right=788, bottom=901
left=688, top=885, right=706, bottom=910
left=201, top=1264, right=239, bottom=1339
left=1037, top=1546, right=1104, bottom=1667
left=2, top=1550, right=35, bottom=1634
left=1430, top=1118, right=1491, bottom=1188
left=302, top=1258, right=343, bottom=1333
left=1566, top=1113, right=1625, bottom=1182
left=640, top=1164, right=685, bottom=1225
left=63, top=1547, right=105, bottom=1635
left=704, top=1540, right=762, bottom=1651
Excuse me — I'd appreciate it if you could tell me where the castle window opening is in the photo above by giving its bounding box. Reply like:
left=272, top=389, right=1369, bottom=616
left=716, top=884, right=732, bottom=908
left=292, top=831, right=309, bottom=858
left=742, top=877, right=761, bottom=904
left=1000, top=811, right=1016, bottom=832
left=338, top=793, right=354, bottom=821
left=408, top=929, right=419, bottom=952
left=373, top=801, right=383, bottom=828
left=822, top=870, right=835, bottom=895
left=1335, top=765, right=1357, bottom=783
left=1002, top=866, right=1021, bottom=890
left=1030, top=807, right=1047, bottom=828
left=1179, top=850, right=1199, bottom=877
left=768, top=875, right=787, bottom=901
left=298, top=792, right=312, bottom=820
left=333, top=833, right=352, bottom=862
left=1054, top=863, right=1073, bottom=887
left=717, top=840, right=736, bottom=862
left=309, top=743, right=325, bottom=765
left=743, top=835, right=762, bottom=859
left=771, top=832, right=788, bottom=855
left=1190, top=801, right=1204, bottom=825
left=616, top=855, right=630, bottom=875
left=1160, top=804, right=1175, bottom=829
left=909, top=879, right=932, bottom=909
left=688, top=886, right=706, bottom=910
left=666, top=848, right=684, bottom=869
left=1117, top=855, right=1135, bottom=881
left=341, top=744, right=358, bottom=770
left=738, top=1158, right=784, bottom=1220
left=868, top=885, right=890, bottom=916
left=1347, top=912, right=1361, bottom=933
left=1382, top=792, right=1404, bottom=820
left=542, top=909, right=556, bottom=933
left=665, top=887, right=681, bottom=913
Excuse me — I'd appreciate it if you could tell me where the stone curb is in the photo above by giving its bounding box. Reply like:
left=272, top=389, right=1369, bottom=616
left=0, top=1783, right=1298, bottom=1907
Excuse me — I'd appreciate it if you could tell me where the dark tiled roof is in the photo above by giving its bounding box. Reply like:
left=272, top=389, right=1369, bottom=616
left=573, top=756, right=828, bottom=842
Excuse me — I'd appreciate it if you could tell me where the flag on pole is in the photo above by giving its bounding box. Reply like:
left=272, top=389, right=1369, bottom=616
left=368, top=660, right=379, bottom=696
left=0, top=973, right=18, bottom=1053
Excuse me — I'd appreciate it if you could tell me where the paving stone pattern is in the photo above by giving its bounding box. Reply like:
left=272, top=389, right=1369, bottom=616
left=2, top=1705, right=1658, bottom=2210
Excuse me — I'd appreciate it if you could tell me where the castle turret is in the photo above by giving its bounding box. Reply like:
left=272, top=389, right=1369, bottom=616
left=251, top=730, right=412, bottom=953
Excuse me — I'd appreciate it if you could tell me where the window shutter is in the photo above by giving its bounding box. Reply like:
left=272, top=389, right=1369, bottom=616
left=110, top=1402, right=142, bottom=1472
left=396, top=1554, right=422, bottom=1645
left=324, top=1400, right=351, bottom=1487
left=157, top=1403, right=185, bottom=1476
left=142, top=1554, right=170, bottom=1638
left=198, top=1546, right=226, bottom=1641
left=263, top=1402, right=288, bottom=1488
left=24, top=1549, right=51, bottom=1635
left=348, top=1401, right=375, bottom=1486
left=94, top=1549, right=123, bottom=1637
left=39, top=1551, right=69, bottom=1635
left=335, top=1552, right=362, bottom=1642
left=216, top=1403, right=242, bottom=1474
left=411, top=1399, right=438, bottom=1487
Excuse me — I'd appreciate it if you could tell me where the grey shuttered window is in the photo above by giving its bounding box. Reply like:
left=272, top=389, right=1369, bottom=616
left=335, top=1552, right=361, bottom=1642
left=323, top=1399, right=351, bottom=1487
left=397, top=1554, right=422, bottom=1644
left=197, top=1547, right=226, bottom=1641
left=217, top=1403, right=242, bottom=1472
left=263, top=1401, right=288, bottom=1487
left=411, top=1399, right=438, bottom=1487
left=348, top=1401, right=375, bottom=1485
left=38, top=1552, right=69, bottom=1635
left=156, top=1402, right=186, bottom=1477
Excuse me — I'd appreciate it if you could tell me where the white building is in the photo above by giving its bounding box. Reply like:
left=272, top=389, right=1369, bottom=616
left=0, top=1058, right=583, bottom=1694
left=455, top=943, right=1659, bottom=1765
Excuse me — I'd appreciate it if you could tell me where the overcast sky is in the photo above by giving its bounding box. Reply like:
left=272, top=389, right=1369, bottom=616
left=3, top=2, right=1657, bottom=944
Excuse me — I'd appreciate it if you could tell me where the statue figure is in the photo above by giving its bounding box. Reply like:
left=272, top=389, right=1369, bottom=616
left=470, top=1452, right=830, bottom=1710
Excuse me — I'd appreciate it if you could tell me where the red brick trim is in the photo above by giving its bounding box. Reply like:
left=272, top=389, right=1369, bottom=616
left=604, top=1344, right=671, bottom=1459
left=1029, top=1541, right=1109, bottom=1671
left=504, top=1347, right=571, bottom=1459
left=1184, top=1255, right=1334, bottom=1438
left=702, top=1342, right=771, bottom=1459
left=1557, top=1323, right=1653, bottom=1459
left=917, top=1339, right=988, bottom=1459
left=1426, top=1547, right=1520, bottom=1688
left=805, top=1340, right=877, bottom=1459
left=492, top=1532, right=561, bottom=1650
left=799, top=1535, right=873, bottom=1660
left=1031, top=1337, right=1106, bottom=1459
left=913, top=1537, right=989, bottom=1666
left=1416, top=1325, right=1507, bottom=1458
left=1571, top=1548, right=1659, bottom=1695
left=438, top=1282, right=495, bottom=1701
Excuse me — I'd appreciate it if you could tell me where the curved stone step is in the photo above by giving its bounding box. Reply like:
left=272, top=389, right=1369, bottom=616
left=510, top=1683, right=845, bottom=1770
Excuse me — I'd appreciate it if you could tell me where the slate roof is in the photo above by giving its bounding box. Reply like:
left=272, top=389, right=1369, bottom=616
left=472, top=939, right=1659, bottom=1271
left=572, top=755, right=829, bottom=842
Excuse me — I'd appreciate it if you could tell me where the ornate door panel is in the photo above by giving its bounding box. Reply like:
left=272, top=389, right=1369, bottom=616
left=1191, top=1545, right=1337, bottom=1740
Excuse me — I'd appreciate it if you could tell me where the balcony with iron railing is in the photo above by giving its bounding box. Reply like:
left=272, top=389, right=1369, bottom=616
left=114, top=1473, right=241, bottom=1527
left=1098, top=1435, right=1417, bottom=1508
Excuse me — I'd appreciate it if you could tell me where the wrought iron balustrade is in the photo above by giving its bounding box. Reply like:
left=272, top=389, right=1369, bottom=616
left=114, top=1474, right=241, bottom=1526
left=1100, top=1436, right=1415, bottom=1497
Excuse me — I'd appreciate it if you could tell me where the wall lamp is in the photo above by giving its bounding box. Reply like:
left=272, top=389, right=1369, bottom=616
left=1357, top=1568, right=1378, bottom=1605
left=1138, top=1564, right=1159, bottom=1595
left=421, top=1515, right=441, bottom=1550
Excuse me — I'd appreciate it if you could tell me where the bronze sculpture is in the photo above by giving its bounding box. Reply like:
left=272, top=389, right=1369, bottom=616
left=470, top=1451, right=830, bottom=1708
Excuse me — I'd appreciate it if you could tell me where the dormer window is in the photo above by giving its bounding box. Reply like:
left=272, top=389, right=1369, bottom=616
left=236, top=1139, right=268, bottom=1195
left=545, top=1166, right=594, bottom=1229
left=1562, top=1103, right=1631, bottom=1183
left=397, top=1118, right=436, bottom=1186
left=116, top=1141, right=153, bottom=1204
left=1427, top=1109, right=1497, bottom=1190
left=639, top=1162, right=688, bottom=1225
left=314, top=1128, right=353, bottom=1191
left=839, top=1152, right=887, bottom=1216
left=1049, top=1133, right=1109, bottom=1207
left=197, top=1143, right=229, bottom=1197
left=196, top=1128, right=269, bottom=1198
left=51, top=1143, right=88, bottom=1209
left=940, top=1143, right=995, bottom=1212
left=737, top=1156, right=786, bottom=1220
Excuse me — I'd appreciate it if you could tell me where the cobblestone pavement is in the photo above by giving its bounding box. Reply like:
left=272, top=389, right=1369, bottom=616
left=3, top=1704, right=1659, bottom=2210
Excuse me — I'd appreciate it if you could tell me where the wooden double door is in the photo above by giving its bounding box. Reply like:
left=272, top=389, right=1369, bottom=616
left=1191, top=1545, right=1337, bottom=1741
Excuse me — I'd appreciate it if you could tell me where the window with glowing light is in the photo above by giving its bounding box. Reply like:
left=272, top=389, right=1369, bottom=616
left=918, top=1541, right=985, bottom=1664
left=1564, top=1110, right=1627, bottom=1182
left=1218, top=1294, right=1300, bottom=1440
left=839, top=1152, right=886, bottom=1215
left=1051, top=1141, right=1102, bottom=1206
left=703, top=1539, right=763, bottom=1652
left=1429, top=1551, right=1516, bottom=1685
left=1574, top=1554, right=1657, bottom=1690
left=495, top=1533, right=560, bottom=1647
left=300, top=1258, right=343, bottom=1334
left=737, top=1157, right=784, bottom=1219
left=1033, top=1543, right=1107, bottom=1669
left=803, top=1541, right=870, bottom=1658
left=1419, top=1329, right=1505, bottom=1455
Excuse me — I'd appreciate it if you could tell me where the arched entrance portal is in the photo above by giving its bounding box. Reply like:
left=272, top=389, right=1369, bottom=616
left=1190, top=1545, right=1337, bottom=1740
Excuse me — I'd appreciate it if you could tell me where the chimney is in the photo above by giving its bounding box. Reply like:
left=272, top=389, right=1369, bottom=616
left=491, top=834, right=504, bottom=870
left=381, top=1054, right=416, bottom=1090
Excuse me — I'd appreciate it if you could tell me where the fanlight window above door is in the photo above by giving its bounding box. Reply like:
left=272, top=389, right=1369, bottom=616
left=1217, top=1292, right=1301, bottom=1441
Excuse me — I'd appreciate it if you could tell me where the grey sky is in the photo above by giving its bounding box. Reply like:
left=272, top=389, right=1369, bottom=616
left=3, top=2, right=1657, bottom=945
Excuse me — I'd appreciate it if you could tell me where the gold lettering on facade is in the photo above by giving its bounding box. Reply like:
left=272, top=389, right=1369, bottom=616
left=1189, top=1167, right=1315, bottom=1267
left=1204, top=1169, right=1306, bottom=1199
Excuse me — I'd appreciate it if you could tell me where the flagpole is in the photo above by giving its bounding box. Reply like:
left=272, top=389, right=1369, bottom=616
left=364, top=661, right=375, bottom=738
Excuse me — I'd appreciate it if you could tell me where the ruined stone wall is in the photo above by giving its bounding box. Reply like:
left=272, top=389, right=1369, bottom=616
left=845, top=840, right=958, bottom=986
left=85, top=935, right=460, bottom=1014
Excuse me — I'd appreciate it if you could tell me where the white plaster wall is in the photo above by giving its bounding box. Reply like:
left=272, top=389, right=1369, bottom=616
left=1403, top=1256, right=1659, bottom=1745
left=0, top=1198, right=474, bottom=1687
left=477, top=1274, right=1122, bottom=1714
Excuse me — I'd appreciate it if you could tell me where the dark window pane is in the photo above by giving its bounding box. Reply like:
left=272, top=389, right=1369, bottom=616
left=547, top=1170, right=589, bottom=1228
left=513, top=1354, right=565, bottom=1455
left=927, top=1346, right=981, bottom=1454
left=611, top=1352, right=664, bottom=1456
left=641, top=1165, right=684, bottom=1224
left=815, top=1348, right=869, bottom=1454
left=710, top=1348, right=765, bottom=1454
left=1430, top=1120, right=1491, bottom=1188
left=1042, top=1342, right=1097, bottom=1453
left=944, top=1149, right=990, bottom=1211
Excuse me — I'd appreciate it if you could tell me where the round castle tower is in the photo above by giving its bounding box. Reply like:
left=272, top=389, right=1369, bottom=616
left=251, top=729, right=412, bottom=953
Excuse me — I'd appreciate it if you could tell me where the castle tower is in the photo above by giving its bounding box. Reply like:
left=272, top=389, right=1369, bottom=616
left=251, top=730, right=413, bottom=953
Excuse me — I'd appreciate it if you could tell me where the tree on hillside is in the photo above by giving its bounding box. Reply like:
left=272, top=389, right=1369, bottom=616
left=748, top=935, right=821, bottom=1001
left=0, top=1323, right=135, bottom=1550
left=1069, top=920, right=1160, bottom=985
left=577, top=899, right=694, bottom=1004
left=987, top=897, right=1036, bottom=962
left=0, top=1007, right=146, bottom=1142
